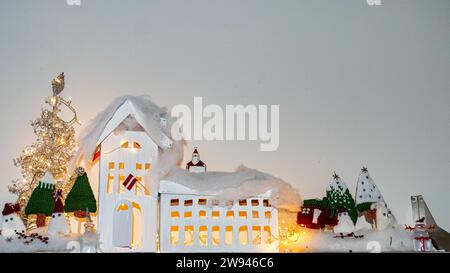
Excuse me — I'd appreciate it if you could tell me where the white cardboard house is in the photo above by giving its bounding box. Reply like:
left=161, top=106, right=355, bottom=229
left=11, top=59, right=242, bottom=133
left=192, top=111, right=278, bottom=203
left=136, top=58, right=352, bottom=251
left=74, top=95, right=300, bottom=252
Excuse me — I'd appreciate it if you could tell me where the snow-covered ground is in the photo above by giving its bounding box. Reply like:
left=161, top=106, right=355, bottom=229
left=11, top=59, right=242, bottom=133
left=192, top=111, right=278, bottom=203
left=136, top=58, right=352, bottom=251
left=284, top=226, right=415, bottom=252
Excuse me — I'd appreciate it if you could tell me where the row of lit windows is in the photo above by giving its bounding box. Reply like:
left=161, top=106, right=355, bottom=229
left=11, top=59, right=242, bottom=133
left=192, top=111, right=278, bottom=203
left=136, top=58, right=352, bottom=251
left=108, top=162, right=151, bottom=171
left=106, top=174, right=150, bottom=196
left=170, top=210, right=272, bottom=220
left=170, top=198, right=270, bottom=207
left=169, top=225, right=273, bottom=246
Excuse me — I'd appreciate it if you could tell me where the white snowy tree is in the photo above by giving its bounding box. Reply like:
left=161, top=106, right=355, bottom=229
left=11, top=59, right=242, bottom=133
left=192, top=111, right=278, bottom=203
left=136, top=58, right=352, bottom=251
left=355, top=167, right=385, bottom=213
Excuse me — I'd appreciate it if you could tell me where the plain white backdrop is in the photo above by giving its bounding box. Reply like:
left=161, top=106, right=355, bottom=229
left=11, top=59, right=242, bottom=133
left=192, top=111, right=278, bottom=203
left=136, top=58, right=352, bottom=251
left=0, top=0, right=449, bottom=230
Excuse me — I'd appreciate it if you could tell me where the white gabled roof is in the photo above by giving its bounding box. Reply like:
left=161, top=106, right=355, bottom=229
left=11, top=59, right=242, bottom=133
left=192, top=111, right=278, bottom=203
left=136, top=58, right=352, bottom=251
left=74, top=95, right=184, bottom=181
left=159, top=166, right=302, bottom=211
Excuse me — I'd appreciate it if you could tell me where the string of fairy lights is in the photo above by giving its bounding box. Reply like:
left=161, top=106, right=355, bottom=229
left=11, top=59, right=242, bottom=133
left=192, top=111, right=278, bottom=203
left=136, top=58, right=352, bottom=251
left=9, top=73, right=81, bottom=217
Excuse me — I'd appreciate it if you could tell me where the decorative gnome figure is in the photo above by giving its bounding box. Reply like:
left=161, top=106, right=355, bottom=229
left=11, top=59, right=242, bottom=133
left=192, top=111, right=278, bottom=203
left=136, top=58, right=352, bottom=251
left=48, top=189, right=69, bottom=235
left=1, top=203, right=26, bottom=237
left=333, top=209, right=355, bottom=235
left=186, top=147, right=207, bottom=173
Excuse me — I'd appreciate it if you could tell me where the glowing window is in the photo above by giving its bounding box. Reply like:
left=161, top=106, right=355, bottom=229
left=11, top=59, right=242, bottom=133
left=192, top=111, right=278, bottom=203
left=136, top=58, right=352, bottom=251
left=212, top=226, right=220, bottom=246
left=117, top=203, right=128, bottom=211
left=252, top=211, right=259, bottom=218
left=136, top=163, right=142, bottom=170
left=263, top=199, right=270, bottom=207
left=265, top=211, right=271, bottom=219
left=212, top=211, right=220, bottom=219
left=170, top=226, right=179, bottom=245
left=118, top=174, right=125, bottom=194
left=225, top=226, right=233, bottom=245
left=171, top=211, right=179, bottom=219
left=199, top=210, right=206, bottom=218
left=226, top=211, right=234, bottom=219
left=107, top=174, right=114, bottom=194
left=120, top=141, right=129, bottom=148
left=199, top=226, right=208, bottom=246
left=251, top=199, right=259, bottom=206
left=239, top=211, right=247, bottom=219
left=252, top=226, right=261, bottom=245
left=264, top=226, right=272, bottom=244
left=119, top=162, right=125, bottom=170
left=184, top=200, right=193, bottom=206
left=184, top=226, right=194, bottom=246
left=198, top=198, right=207, bottom=205
left=108, top=162, right=115, bottom=169
left=239, top=200, right=247, bottom=206
left=133, top=142, right=142, bottom=149
left=170, top=199, right=179, bottom=206
left=184, top=211, right=192, bottom=219
left=239, top=226, right=248, bottom=245
left=145, top=163, right=151, bottom=170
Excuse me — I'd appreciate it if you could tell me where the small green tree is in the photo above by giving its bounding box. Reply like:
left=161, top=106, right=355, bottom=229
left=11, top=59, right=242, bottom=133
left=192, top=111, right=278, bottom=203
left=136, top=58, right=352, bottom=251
left=65, top=168, right=97, bottom=218
left=326, top=173, right=358, bottom=223
left=25, top=181, right=55, bottom=227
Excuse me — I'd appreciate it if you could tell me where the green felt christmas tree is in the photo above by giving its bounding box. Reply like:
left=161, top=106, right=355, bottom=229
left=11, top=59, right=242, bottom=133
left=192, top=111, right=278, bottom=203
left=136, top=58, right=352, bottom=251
left=25, top=172, right=55, bottom=227
left=326, top=173, right=358, bottom=223
left=65, top=167, right=97, bottom=218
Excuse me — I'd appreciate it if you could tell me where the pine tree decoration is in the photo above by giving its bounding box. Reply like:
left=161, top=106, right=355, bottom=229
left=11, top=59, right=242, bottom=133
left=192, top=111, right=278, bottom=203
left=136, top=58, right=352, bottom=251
left=326, top=173, right=357, bottom=223
left=65, top=167, right=97, bottom=218
left=25, top=172, right=56, bottom=227
left=355, top=167, right=385, bottom=213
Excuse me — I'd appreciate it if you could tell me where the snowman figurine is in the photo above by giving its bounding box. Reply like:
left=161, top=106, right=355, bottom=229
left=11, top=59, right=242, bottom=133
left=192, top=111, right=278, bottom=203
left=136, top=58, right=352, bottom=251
left=1, top=203, right=26, bottom=237
left=48, top=189, right=69, bottom=235
left=333, top=209, right=355, bottom=235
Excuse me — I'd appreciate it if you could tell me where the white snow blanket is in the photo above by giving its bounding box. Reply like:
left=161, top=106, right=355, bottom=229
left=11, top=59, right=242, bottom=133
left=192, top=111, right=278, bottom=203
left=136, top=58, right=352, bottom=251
left=160, top=165, right=302, bottom=211
left=288, top=226, right=415, bottom=252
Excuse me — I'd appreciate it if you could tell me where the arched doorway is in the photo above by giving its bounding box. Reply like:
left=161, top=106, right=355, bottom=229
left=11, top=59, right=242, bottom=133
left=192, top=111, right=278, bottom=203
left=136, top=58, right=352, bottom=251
left=131, top=202, right=142, bottom=247
left=113, top=200, right=132, bottom=247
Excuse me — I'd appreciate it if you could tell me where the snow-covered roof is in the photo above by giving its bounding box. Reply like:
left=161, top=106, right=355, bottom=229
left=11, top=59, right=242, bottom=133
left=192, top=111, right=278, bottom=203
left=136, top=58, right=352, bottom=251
left=159, top=166, right=301, bottom=211
left=74, top=95, right=184, bottom=180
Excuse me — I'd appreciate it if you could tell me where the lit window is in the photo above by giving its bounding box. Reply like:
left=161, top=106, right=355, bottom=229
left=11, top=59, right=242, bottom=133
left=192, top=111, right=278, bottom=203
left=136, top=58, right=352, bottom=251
left=119, top=162, right=125, bottom=170
left=212, top=226, right=220, bottom=246
left=199, top=226, right=208, bottom=246
left=226, top=211, right=234, bottom=219
left=251, top=200, right=259, bottom=206
left=252, top=211, right=259, bottom=218
left=184, top=200, right=193, bottom=206
left=252, top=226, right=262, bottom=245
left=107, top=174, right=114, bottom=194
left=239, top=226, right=248, bottom=245
left=239, top=211, right=247, bottom=219
left=265, top=211, right=271, bottom=219
left=133, top=142, right=141, bottom=149
left=118, top=174, right=125, bottom=194
left=120, top=140, right=129, bottom=148
left=145, top=163, right=151, bottom=170
left=171, top=211, right=180, bottom=219
left=136, top=163, right=142, bottom=170
left=108, top=162, right=115, bottom=169
left=117, top=203, right=128, bottom=211
left=239, top=200, right=247, bottom=206
left=225, top=226, right=233, bottom=245
left=170, top=199, right=179, bottom=206
left=184, top=226, right=194, bottom=246
left=212, top=211, right=220, bottom=219
left=184, top=211, right=192, bottom=219
left=170, top=226, right=179, bottom=245
left=263, top=226, right=272, bottom=244
left=199, top=210, right=206, bottom=218
left=198, top=198, right=207, bottom=205
left=263, top=199, right=270, bottom=207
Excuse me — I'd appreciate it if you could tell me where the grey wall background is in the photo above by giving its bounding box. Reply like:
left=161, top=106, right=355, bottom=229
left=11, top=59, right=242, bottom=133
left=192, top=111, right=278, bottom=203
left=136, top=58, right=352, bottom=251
left=0, top=0, right=449, bottom=229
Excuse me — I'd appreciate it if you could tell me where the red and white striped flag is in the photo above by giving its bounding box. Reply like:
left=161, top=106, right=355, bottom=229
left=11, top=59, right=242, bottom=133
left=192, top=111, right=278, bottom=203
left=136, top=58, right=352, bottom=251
left=123, top=174, right=138, bottom=191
